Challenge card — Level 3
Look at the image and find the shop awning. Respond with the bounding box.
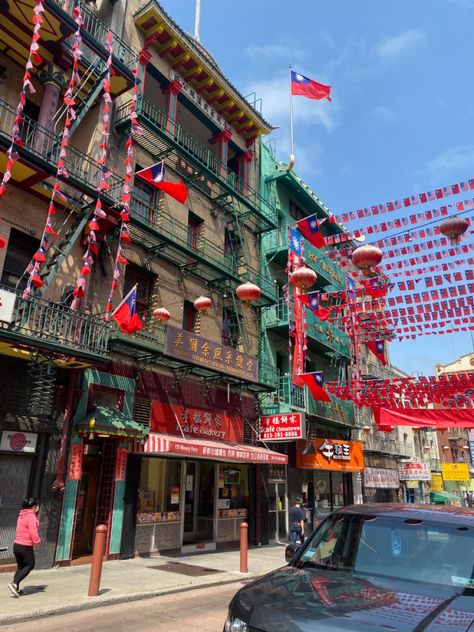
[133,432,288,464]
[75,406,149,440]
[429,491,463,505]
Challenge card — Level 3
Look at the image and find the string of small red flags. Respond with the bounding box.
[71,31,113,310]
[105,52,144,319]
[0,0,45,249]
[23,1,84,295]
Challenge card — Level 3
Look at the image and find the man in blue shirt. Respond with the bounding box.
[289,497,305,546]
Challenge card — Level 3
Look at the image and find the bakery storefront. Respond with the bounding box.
[128,402,287,555]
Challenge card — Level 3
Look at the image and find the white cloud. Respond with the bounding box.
[244,43,307,62]
[368,105,397,121]
[423,144,474,179]
[376,29,427,62]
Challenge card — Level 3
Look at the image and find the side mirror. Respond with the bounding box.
[285,544,298,563]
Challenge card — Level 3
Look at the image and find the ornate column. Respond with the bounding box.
[237,150,253,194]
[212,128,232,177]
[161,79,183,135]
[34,64,66,153]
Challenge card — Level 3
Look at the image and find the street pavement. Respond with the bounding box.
[0,544,287,626]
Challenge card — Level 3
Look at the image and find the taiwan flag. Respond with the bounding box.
[366,339,387,365]
[291,71,332,101]
[299,292,330,321]
[136,161,188,204]
[296,214,326,248]
[299,372,331,402]
[112,285,143,334]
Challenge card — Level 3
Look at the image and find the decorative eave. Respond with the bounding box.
[134,0,274,144]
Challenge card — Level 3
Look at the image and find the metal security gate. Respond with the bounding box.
[0,455,33,560]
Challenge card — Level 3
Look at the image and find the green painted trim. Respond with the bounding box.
[55,433,81,562]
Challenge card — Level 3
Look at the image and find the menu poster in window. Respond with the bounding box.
[224,468,240,485]
[170,486,180,505]
[139,490,155,511]
[68,444,84,481]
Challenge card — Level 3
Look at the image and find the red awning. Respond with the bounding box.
[374,407,474,431]
[133,433,288,464]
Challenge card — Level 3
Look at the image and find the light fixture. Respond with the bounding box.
[462,445,469,450]
[442,445,450,450]
[222,290,227,299]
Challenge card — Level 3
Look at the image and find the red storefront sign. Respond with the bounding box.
[151,402,243,443]
[68,444,83,481]
[259,413,305,441]
[115,447,128,482]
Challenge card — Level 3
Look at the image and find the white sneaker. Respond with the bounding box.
[8,582,19,597]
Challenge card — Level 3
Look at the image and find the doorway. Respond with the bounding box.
[72,455,101,557]
[183,461,215,543]
[0,455,34,562]
[268,481,287,543]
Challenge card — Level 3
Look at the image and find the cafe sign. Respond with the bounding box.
[296,439,364,472]
[259,413,305,441]
[0,430,37,453]
[165,326,258,383]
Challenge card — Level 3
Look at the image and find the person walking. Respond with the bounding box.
[8,497,41,597]
[289,497,305,546]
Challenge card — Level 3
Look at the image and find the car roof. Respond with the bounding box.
[335,503,474,525]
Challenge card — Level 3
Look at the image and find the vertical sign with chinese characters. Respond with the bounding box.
[115,447,128,482]
[259,413,305,441]
[68,444,84,481]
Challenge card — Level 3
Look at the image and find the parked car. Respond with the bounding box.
[224,504,474,631]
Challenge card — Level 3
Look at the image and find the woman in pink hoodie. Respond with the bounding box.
[8,497,41,597]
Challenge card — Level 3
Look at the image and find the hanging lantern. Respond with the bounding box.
[152,307,170,322]
[236,282,261,303]
[352,245,383,276]
[289,266,317,290]
[439,216,469,244]
[194,296,212,312]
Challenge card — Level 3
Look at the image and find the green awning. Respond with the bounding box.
[429,491,463,505]
[75,406,149,440]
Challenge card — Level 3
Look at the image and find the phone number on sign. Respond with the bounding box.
[261,431,301,439]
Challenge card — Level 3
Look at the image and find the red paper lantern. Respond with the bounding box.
[289,266,317,290]
[439,216,469,244]
[153,307,170,322]
[0,235,7,249]
[352,245,383,276]
[194,296,212,312]
[236,282,261,303]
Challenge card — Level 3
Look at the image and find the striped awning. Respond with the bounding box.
[133,432,287,464]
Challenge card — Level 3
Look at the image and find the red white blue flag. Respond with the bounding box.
[299,292,330,321]
[299,372,331,402]
[366,339,387,366]
[136,161,188,204]
[112,285,143,334]
[291,71,332,101]
[296,214,326,248]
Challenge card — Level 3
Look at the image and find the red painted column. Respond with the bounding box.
[161,79,183,135]
[138,49,152,105]
[212,129,232,177]
[237,150,253,194]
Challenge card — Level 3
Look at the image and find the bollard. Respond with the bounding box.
[87,524,107,597]
[240,521,248,573]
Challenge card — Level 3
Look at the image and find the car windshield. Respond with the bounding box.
[299,513,474,588]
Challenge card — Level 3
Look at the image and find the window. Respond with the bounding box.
[132,167,158,224]
[0,229,40,291]
[123,266,154,322]
[289,200,305,222]
[187,212,202,252]
[138,458,182,523]
[222,306,239,348]
[183,300,196,332]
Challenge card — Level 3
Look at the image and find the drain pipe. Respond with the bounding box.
[52,369,78,491]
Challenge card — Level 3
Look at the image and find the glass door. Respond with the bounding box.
[183,461,215,543]
[268,482,287,543]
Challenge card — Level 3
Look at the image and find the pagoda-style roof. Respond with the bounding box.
[134,0,274,145]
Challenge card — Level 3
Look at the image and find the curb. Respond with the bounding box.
[0,574,254,626]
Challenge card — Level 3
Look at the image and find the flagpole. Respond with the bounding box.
[288,63,295,172]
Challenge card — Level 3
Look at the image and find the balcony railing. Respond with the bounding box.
[48,0,137,71]
[129,203,277,302]
[115,97,277,229]
[262,228,346,289]
[361,434,413,457]
[0,98,122,203]
[308,397,355,426]
[0,287,109,359]
[262,299,350,358]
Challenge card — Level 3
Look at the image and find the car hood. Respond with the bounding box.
[230,565,474,632]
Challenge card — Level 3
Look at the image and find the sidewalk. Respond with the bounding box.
[0,545,287,625]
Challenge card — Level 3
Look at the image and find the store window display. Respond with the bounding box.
[217,465,249,519]
[137,459,182,524]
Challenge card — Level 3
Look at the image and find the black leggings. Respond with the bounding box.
[13,543,35,587]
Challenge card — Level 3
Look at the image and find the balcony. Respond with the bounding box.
[129,204,277,306]
[307,397,355,426]
[262,299,350,358]
[361,434,413,458]
[361,360,394,381]
[0,99,122,205]
[262,228,345,289]
[260,375,306,415]
[115,97,277,232]
[0,287,109,361]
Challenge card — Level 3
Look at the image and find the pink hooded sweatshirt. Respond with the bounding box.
[14,509,41,547]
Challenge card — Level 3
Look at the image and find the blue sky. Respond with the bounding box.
[159,0,474,375]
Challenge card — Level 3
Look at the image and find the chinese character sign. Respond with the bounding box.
[296,439,364,472]
[398,463,431,481]
[259,413,305,441]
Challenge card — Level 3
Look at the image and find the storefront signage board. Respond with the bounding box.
[430,473,444,492]
[364,467,400,489]
[296,439,364,472]
[442,462,470,481]
[0,288,16,324]
[0,430,37,453]
[68,444,84,481]
[165,326,259,383]
[259,413,305,441]
[399,462,431,481]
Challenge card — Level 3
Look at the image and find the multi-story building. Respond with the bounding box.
[258,142,359,540]
[0,1,288,568]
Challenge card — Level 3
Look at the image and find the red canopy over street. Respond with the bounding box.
[373,407,474,431]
